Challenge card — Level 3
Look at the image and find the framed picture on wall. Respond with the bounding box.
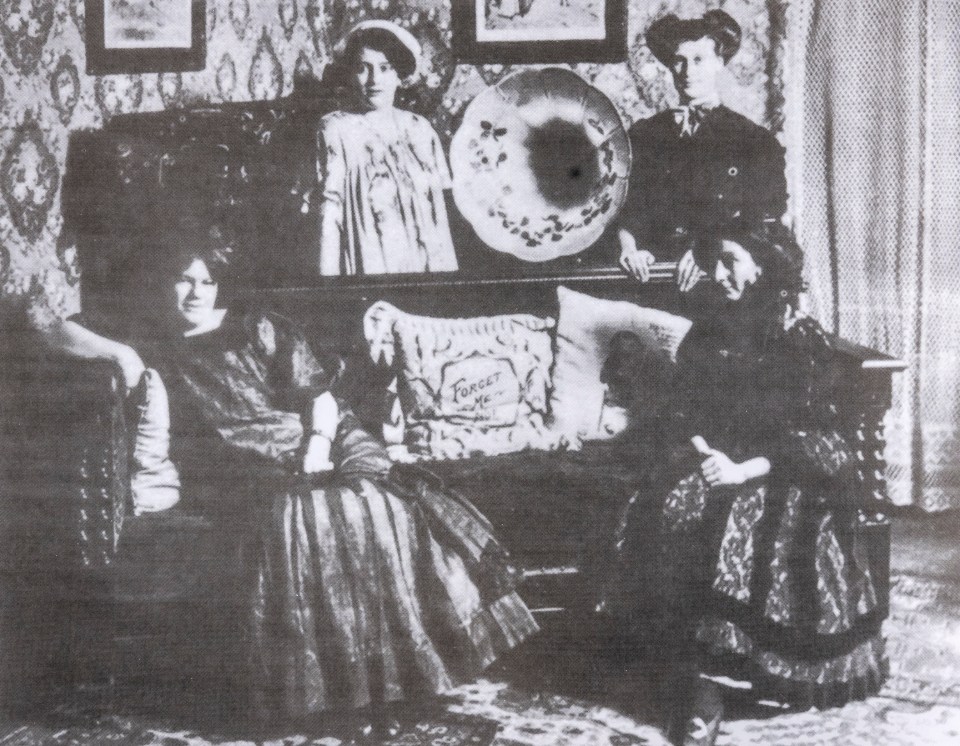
[85,0,206,74]
[452,0,627,64]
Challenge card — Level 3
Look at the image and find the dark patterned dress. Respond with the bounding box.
[145,310,538,721]
[600,297,887,708]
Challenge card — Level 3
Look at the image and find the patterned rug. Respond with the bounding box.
[881,573,960,706]
[450,681,960,746]
[2,570,958,745]
[0,711,499,746]
[718,698,960,745]
[451,680,668,745]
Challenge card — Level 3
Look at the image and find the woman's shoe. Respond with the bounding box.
[682,711,723,746]
[348,719,378,744]
[680,678,724,746]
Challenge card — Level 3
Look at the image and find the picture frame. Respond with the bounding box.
[85,0,206,75]
[452,0,627,64]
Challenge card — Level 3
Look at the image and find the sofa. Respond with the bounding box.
[4,271,903,707]
[1,101,905,710]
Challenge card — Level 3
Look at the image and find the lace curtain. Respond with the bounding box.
[786,0,960,510]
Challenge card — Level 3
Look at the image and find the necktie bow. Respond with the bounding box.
[673,105,707,137]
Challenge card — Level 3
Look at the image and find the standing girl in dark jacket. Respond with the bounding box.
[617,11,788,292]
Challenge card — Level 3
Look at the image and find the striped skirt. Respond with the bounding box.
[249,419,538,721]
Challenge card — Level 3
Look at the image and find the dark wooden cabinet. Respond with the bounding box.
[64,99,334,300]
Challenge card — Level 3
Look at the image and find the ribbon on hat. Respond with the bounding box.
[337,20,423,79]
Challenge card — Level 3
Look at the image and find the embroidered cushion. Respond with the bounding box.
[550,286,692,441]
[363,301,562,460]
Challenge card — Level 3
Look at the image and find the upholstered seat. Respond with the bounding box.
[401,445,641,564]
[1,99,899,716]
[1,352,247,718]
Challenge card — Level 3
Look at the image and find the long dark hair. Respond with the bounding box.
[145,224,236,311]
[693,222,806,309]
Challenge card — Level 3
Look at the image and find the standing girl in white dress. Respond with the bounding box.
[318,22,459,276]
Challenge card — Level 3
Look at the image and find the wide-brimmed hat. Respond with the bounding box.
[646,10,742,66]
[335,20,422,80]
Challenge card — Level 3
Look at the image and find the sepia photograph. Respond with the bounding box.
[85,0,206,73]
[103,0,195,49]
[1,1,959,745]
[478,0,606,41]
[454,0,625,62]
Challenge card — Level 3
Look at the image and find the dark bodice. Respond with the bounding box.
[673,304,790,457]
[140,311,342,492]
[620,106,787,260]
[664,297,839,474]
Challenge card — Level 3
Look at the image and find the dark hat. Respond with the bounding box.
[646,10,742,67]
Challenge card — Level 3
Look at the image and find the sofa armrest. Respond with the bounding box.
[814,337,903,619]
[14,355,130,572]
[827,336,907,514]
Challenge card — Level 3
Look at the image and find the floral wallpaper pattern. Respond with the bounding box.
[0,0,787,322]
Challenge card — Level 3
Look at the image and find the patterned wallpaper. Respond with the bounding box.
[0,0,786,322]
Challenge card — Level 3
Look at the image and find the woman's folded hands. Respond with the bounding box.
[692,435,771,487]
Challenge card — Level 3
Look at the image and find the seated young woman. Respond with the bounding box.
[598,224,886,746]
[39,229,537,738]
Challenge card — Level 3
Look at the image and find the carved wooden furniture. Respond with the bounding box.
[10,273,905,598]
[3,349,247,718]
[63,98,333,296]
[260,274,905,619]
[3,101,906,712]
[5,278,904,716]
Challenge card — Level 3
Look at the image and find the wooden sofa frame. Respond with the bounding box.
[1,97,907,710]
[10,270,903,601]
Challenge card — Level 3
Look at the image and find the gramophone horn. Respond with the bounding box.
[450,67,631,262]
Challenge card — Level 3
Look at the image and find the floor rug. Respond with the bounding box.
[448,680,960,745]
[717,698,960,745]
[4,543,960,743]
[451,680,670,746]
[881,573,960,706]
[0,711,499,746]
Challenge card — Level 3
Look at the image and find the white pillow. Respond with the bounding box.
[363,301,563,460]
[550,286,692,440]
[130,368,180,515]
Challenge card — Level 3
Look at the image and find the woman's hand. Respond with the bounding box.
[677,249,701,293]
[303,434,335,474]
[114,345,147,391]
[618,229,656,283]
[40,319,146,392]
[312,392,339,434]
[692,436,770,487]
[699,448,746,487]
[303,392,339,474]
